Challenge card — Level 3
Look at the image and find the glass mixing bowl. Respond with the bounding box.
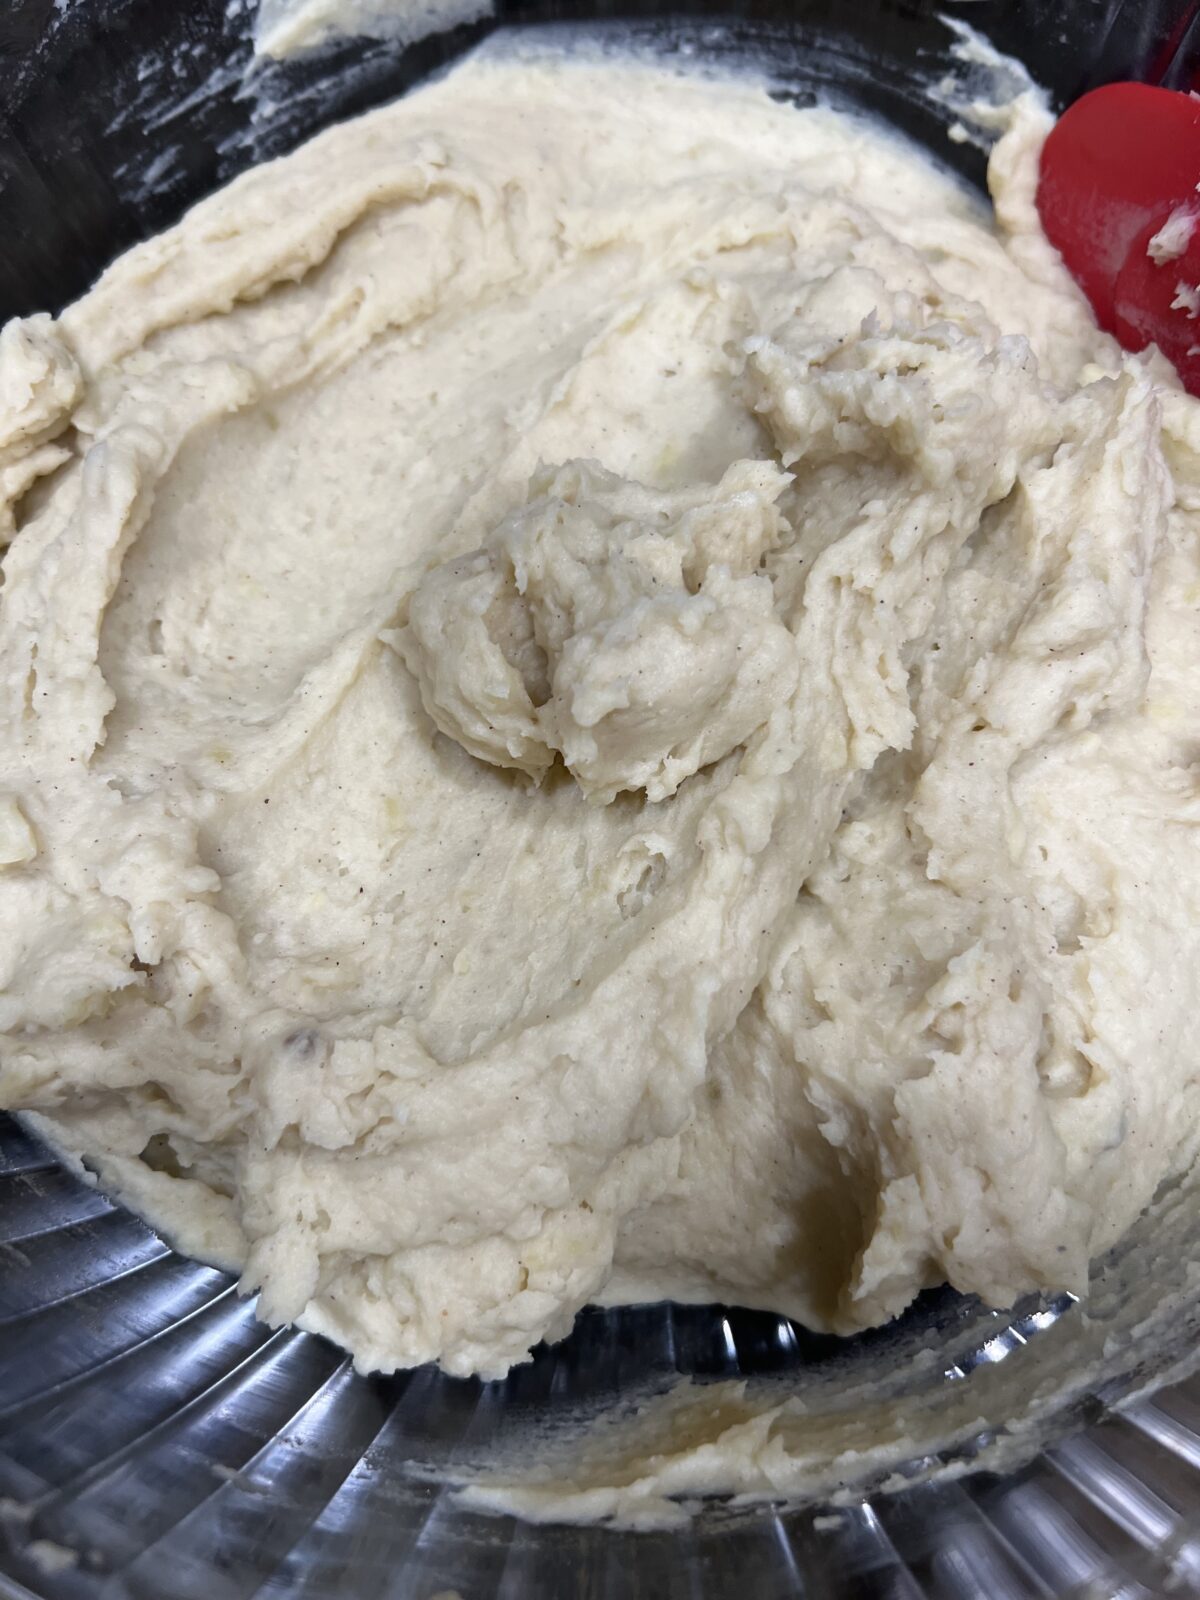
[3,2,1200,1596]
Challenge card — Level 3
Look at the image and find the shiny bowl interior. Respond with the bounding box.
[5,1109,1200,1599]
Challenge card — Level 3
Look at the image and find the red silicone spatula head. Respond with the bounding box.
[1037,82,1200,394]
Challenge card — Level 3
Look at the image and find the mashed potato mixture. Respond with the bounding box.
[3,46,1200,1381]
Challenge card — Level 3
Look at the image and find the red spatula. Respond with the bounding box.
[1037,82,1200,393]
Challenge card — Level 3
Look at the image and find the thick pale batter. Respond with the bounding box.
[2,45,1200,1382]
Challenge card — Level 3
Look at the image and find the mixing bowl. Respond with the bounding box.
[3,1,1200,1595]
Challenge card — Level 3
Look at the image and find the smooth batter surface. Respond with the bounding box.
[2,45,1199,1382]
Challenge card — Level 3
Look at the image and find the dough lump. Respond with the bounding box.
[2,48,1199,1380]
[401,457,797,800]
